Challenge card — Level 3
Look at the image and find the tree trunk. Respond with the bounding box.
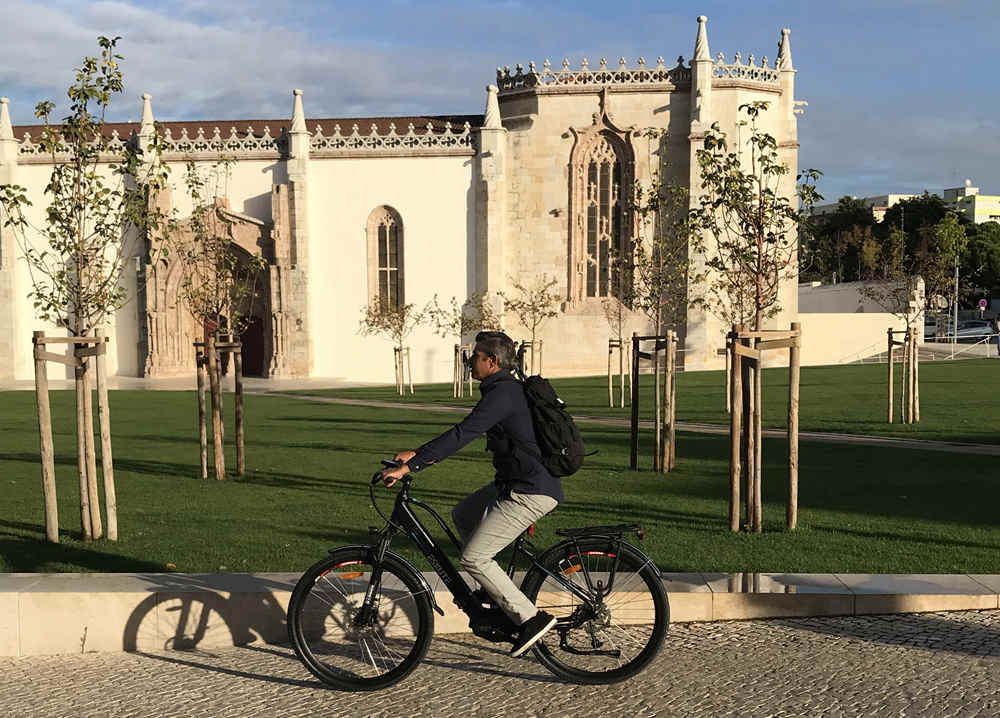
[196,348,208,479]
[74,363,93,540]
[207,334,226,480]
[235,347,245,475]
[729,326,742,532]
[95,330,117,541]
[787,322,800,531]
[32,332,59,543]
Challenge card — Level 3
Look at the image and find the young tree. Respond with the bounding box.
[159,159,268,479]
[359,300,425,394]
[690,101,821,330]
[0,36,170,541]
[628,127,702,468]
[499,275,559,374]
[689,100,820,531]
[427,291,502,344]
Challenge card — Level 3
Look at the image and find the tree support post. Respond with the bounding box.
[234,346,245,475]
[741,334,754,533]
[787,322,801,531]
[667,330,677,471]
[912,329,920,423]
[32,331,59,543]
[607,339,614,408]
[728,325,742,532]
[886,328,894,424]
[752,336,763,535]
[207,334,226,480]
[196,346,208,479]
[95,330,117,541]
[629,333,640,470]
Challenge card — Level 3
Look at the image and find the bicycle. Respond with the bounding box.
[286,461,669,691]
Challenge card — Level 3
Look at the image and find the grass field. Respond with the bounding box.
[1,377,998,575]
[290,358,1000,445]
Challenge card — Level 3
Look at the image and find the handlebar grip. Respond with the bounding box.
[371,472,384,486]
[381,459,403,468]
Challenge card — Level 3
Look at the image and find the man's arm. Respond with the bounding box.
[406,386,512,472]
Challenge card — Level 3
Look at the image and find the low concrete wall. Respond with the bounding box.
[2,572,998,657]
[798,312,906,366]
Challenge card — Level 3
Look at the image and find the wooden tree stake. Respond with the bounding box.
[196,348,208,479]
[235,347,245,475]
[787,322,800,530]
[629,333,640,470]
[886,328,894,424]
[95,330,118,541]
[32,331,59,543]
[207,334,226,480]
[729,325,742,532]
[667,331,677,471]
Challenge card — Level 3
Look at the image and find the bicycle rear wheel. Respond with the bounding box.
[287,547,433,691]
[520,537,668,684]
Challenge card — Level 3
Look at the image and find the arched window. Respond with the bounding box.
[366,206,404,309]
[568,96,635,306]
[584,136,625,299]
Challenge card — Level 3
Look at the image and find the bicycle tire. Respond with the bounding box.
[520,537,668,684]
[287,547,434,691]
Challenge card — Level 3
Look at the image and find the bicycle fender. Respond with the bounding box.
[328,544,445,616]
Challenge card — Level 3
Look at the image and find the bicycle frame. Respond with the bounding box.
[361,477,625,627]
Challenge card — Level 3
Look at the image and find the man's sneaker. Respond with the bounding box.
[509,611,557,657]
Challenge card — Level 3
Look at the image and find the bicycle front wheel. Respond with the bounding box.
[520,537,668,684]
[287,547,433,691]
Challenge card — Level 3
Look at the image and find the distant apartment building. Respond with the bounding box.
[812,179,1000,224]
[944,182,1000,224]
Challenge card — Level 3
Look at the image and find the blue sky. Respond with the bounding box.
[1,0,997,202]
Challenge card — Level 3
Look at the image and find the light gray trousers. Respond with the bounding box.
[452,482,558,625]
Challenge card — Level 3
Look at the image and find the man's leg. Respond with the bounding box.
[451,483,499,545]
[459,490,558,626]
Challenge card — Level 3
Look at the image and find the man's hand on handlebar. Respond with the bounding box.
[379,451,416,487]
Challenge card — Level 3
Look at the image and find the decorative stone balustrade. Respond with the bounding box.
[158,125,288,156]
[497,56,691,92]
[712,52,780,85]
[17,130,133,158]
[309,121,474,156]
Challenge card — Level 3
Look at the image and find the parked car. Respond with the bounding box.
[955,319,995,343]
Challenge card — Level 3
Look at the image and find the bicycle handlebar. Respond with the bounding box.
[371,458,404,485]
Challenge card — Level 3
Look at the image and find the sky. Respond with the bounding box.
[1,0,997,202]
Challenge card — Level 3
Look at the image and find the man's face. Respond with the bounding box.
[468,347,498,381]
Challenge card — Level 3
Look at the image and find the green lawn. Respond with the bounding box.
[1,385,998,575]
[290,358,1000,444]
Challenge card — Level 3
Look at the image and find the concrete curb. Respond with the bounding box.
[2,572,998,657]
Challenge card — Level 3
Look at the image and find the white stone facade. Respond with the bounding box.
[0,17,815,383]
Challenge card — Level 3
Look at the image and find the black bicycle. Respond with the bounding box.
[286,461,669,690]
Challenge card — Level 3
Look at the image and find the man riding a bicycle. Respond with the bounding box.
[380,330,561,657]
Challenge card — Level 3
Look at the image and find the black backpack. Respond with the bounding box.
[517,375,586,477]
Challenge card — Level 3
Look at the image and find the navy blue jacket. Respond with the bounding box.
[407,370,563,502]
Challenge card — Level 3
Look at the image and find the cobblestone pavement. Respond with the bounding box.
[4,611,1000,718]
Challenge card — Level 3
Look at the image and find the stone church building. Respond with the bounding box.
[0,17,826,384]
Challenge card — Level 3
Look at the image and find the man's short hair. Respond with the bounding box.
[475,331,516,371]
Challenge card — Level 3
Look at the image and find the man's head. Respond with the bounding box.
[469,331,515,380]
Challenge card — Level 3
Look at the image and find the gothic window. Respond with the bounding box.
[569,122,634,305]
[366,206,404,309]
[584,136,625,299]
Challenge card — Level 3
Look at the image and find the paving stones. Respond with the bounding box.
[2,611,1000,718]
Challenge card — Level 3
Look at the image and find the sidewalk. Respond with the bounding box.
[2,571,998,658]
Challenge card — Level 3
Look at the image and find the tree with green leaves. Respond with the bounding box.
[688,100,820,532]
[499,275,559,374]
[690,101,822,330]
[359,299,425,394]
[0,36,170,542]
